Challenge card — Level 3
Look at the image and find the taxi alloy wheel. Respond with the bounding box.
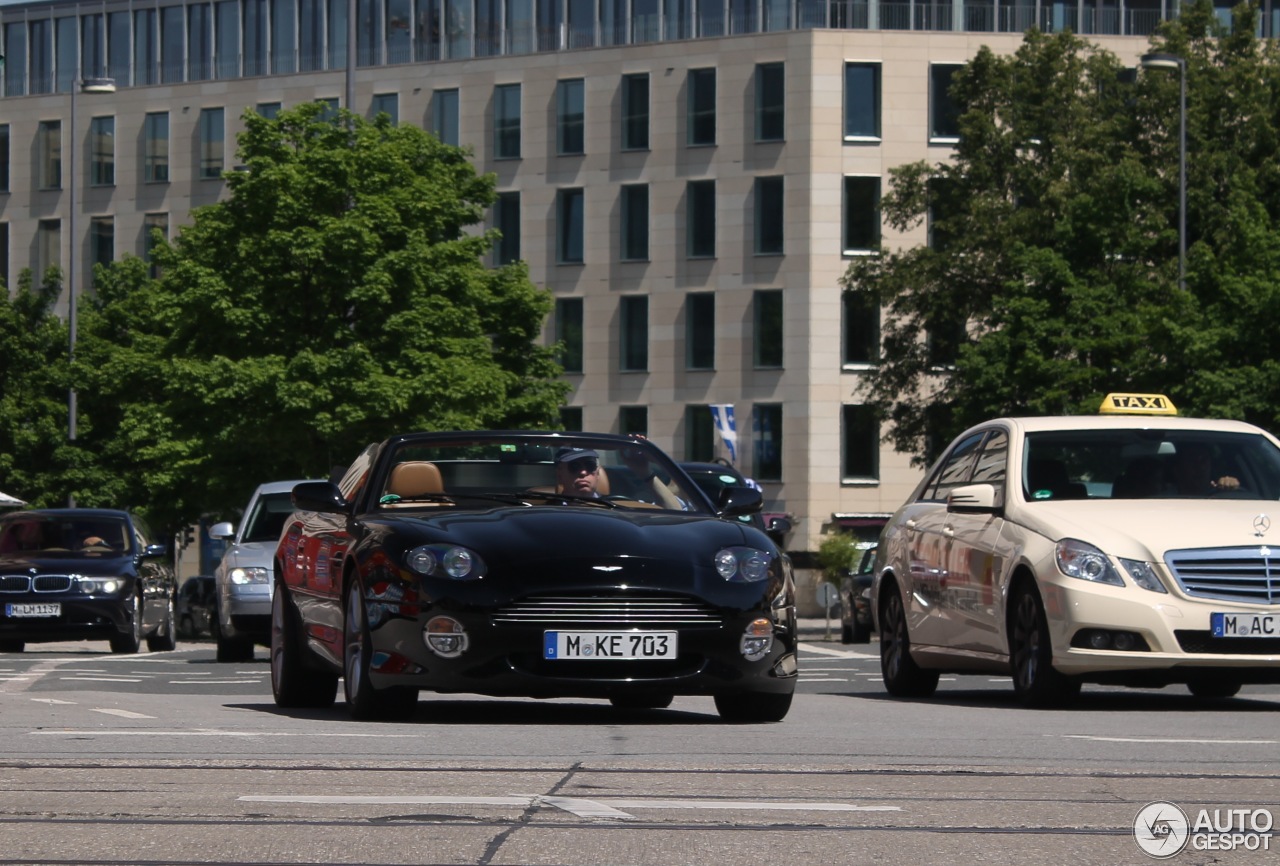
[879,586,939,698]
[343,581,417,721]
[1009,584,1080,708]
[270,581,337,709]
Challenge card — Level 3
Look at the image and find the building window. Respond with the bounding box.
[755,62,784,142]
[555,297,584,373]
[144,113,169,183]
[215,0,240,79]
[930,63,963,141]
[620,295,649,372]
[754,176,784,255]
[89,116,114,186]
[493,191,520,266]
[688,68,716,146]
[621,184,649,261]
[433,88,459,146]
[0,125,9,192]
[560,406,583,431]
[198,108,225,179]
[687,179,715,258]
[257,102,282,119]
[494,83,521,159]
[134,8,158,85]
[928,176,958,252]
[556,78,585,155]
[844,62,881,139]
[622,73,649,150]
[557,188,584,264]
[842,405,879,480]
[188,2,212,81]
[842,291,880,366]
[686,292,715,371]
[36,219,60,284]
[619,406,647,437]
[753,289,783,368]
[143,212,168,278]
[160,5,184,83]
[371,92,399,123]
[317,97,341,121]
[38,121,61,190]
[843,175,880,253]
[90,216,114,287]
[685,405,714,462]
[0,223,8,291]
[752,403,783,481]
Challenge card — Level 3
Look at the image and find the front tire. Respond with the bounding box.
[109,593,143,654]
[271,580,337,708]
[344,580,417,721]
[609,693,674,710]
[1009,583,1080,708]
[713,691,793,723]
[146,595,177,652]
[1187,678,1242,699]
[879,586,939,698]
[0,640,24,653]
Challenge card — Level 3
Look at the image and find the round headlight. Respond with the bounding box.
[740,551,770,581]
[714,550,738,579]
[406,547,437,576]
[442,547,474,579]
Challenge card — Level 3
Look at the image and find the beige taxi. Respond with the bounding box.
[871,394,1280,706]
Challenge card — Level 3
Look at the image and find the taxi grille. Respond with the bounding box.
[490,594,722,627]
[0,574,73,593]
[1165,547,1280,605]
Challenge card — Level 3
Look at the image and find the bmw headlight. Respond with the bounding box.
[1054,539,1124,586]
[74,575,125,595]
[714,547,773,582]
[1118,558,1168,593]
[405,544,486,580]
[229,566,269,585]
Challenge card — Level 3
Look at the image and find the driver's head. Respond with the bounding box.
[555,448,600,495]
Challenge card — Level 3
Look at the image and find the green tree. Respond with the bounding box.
[843,2,1280,467]
[75,104,567,531]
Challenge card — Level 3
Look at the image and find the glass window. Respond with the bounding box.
[494,83,521,159]
[38,121,61,190]
[686,292,715,370]
[843,175,880,253]
[82,13,106,80]
[433,88,460,146]
[387,0,412,63]
[844,62,881,139]
[493,191,520,266]
[620,295,649,372]
[134,9,158,86]
[752,404,783,481]
[755,62,784,142]
[215,1,241,78]
[90,216,114,287]
[257,102,282,119]
[143,212,168,277]
[620,184,649,261]
[930,63,963,141]
[37,219,60,284]
[89,117,114,186]
[272,0,297,74]
[107,12,131,86]
[685,405,715,461]
[199,108,225,180]
[0,223,8,292]
[144,113,170,183]
[557,78,585,155]
[0,125,9,192]
[30,19,52,95]
[687,179,715,258]
[754,176,783,255]
[161,5,184,84]
[557,188,584,264]
[619,406,648,437]
[928,175,958,252]
[842,291,880,366]
[621,73,650,150]
[188,3,212,81]
[922,432,985,501]
[5,23,28,97]
[560,406,583,431]
[555,297,583,373]
[244,0,268,77]
[371,92,399,123]
[328,0,348,69]
[55,17,75,93]
[688,68,716,146]
[842,405,879,480]
[298,0,323,71]
[753,289,783,368]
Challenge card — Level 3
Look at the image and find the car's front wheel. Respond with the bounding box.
[713,691,793,723]
[609,693,674,710]
[0,640,24,653]
[271,581,337,708]
[146,594,177,652]
[344,580,417,721]
[109,593,143,654]
[1009,583,1080,708]
[1186,677,1242,699]
[879,585,939,698]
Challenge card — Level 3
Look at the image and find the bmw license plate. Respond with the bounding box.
[1211,612,1279,637]
[544,630,677,660]
[4,603,60,618]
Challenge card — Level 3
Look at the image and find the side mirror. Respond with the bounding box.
[208,521,235,540]
[141,543,168,559]
[717,485,764,518]
[947,483,1000,514]
[292,481,349,514]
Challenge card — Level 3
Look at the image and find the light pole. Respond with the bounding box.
[1140,52,1187,293]
[67,75,116,506]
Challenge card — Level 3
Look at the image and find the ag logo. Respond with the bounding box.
[1133,801,1190,858]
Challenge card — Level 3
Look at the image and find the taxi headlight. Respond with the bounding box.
[714,547,773,582]
[1054,539,1124,586]
[229,566,269,585]
[405,544,486,580]
[1118,559,1168,593]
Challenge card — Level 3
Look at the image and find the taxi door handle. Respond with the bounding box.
[906,519,918,530]
[942,526,955,538]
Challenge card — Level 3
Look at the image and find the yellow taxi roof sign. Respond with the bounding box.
[1098,393,1178,416]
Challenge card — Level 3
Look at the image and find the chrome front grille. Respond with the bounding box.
[0,575,30,593]
[0,574,73,593]
[1166,547,1280,605]
[490,594,722,627]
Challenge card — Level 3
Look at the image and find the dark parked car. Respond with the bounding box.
[839,545,877,644]
[0,508,177,653]
[176,575,217,639]
[272,431,798,722]
[679,460,793,547]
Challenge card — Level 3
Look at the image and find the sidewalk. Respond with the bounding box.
[797,616,852,644]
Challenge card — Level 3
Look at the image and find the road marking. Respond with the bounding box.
[1063,735,1279,745]
[61,676,144,683]
[31,730,427,737]
[799,643,878,660]
[169,679,262,684]
[91,708,156,719]
[0,659,77,694]
[30,697,76,705]
[0,676,33,681]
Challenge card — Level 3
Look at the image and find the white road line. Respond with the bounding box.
[168,679,261,684]
[0,676,33,681]
[799,643,878,660]
[605,799,901,812]
[31,730,425,737]
[91,708,156,719]
[1063,735,1279,745]
[0,659,77,694]
[61,676,144,683]
[30,697,76,705]
[538,796,636,819]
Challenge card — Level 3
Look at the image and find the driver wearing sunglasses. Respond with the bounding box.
[554,448,603,496]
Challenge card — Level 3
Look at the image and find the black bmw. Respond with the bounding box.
[272,431,798,722]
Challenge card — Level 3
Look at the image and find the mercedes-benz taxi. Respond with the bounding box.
[872,394,1280,706]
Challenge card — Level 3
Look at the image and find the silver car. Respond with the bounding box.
[209,480,307,662]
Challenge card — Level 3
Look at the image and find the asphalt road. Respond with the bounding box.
[0,634,1277,865]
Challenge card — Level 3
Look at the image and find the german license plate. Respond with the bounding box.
[1211,612,1279,637]
[544,630,678,660]
[4,603,60,619]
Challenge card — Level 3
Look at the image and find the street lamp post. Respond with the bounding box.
[66,75,116,507]
[1140,52,1187,294]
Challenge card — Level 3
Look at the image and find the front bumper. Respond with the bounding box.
[0,595,133,642]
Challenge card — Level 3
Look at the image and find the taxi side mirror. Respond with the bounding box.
[947,483,1000,515]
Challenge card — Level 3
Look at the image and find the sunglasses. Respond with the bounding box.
[566,457,599,474]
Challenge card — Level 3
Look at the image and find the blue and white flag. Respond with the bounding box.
[709,404,737,463]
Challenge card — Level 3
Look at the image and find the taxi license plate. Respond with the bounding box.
[544,631,677,660]
[4,603,61,619]
[1211,612,1279,637]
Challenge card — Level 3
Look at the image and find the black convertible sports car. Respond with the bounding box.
[272,431,798,722]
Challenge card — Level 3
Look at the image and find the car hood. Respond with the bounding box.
[220,540,275,569]
[1010,499,1280,560]
[0,552,136,574]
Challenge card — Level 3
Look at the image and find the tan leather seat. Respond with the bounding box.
[385,461,446,502]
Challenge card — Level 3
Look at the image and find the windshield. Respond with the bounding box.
[1024,430,1280,501]
[377,436,710,514]
[242,492,296,543]
[0,515,132,555]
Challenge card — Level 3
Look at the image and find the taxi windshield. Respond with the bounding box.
[1024,430,1280,501]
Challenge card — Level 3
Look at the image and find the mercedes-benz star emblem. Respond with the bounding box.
[1253,514,1271,538]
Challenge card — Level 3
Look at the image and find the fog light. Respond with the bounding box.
[740,618,773,662]
[423,616,468,658]
[1088,630,1110,649]
[1112,631,1135,651]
